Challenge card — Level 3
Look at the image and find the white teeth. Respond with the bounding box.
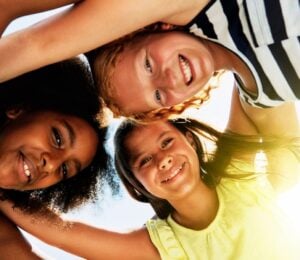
[23,161,31,177]
[162,165,183,183]
[179,55,192,85]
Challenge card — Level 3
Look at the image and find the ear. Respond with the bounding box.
[185,131,196,150]
[5,108,24,119]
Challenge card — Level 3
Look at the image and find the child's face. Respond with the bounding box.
[111,32,215,114]
[0,110,98,190]
[125,121,201,201]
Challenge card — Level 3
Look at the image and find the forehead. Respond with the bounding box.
[129,31,189,48]
[111,54,154,114]
[111,36,167,114]
[125,121,179,149]
[129,31,184,46]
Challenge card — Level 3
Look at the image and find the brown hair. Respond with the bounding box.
[114,118,299,218]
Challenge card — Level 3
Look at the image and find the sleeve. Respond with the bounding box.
[146,219,187,260]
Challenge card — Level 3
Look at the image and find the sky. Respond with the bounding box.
[4,6,300,259]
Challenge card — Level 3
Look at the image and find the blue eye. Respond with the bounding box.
[145,56,152,73]
[52,128,63,147]
[155,90,162,103]
[61,163,68,180]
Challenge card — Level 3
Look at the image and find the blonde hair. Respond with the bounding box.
[87,27,223,121]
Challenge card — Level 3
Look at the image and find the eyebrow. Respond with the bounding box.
[62,120,75,147]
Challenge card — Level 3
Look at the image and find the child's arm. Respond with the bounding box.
[0,201,160,260]
[0,212,42,260]
[227,87,300,191]
[0,0,208,82]
[0,0,78,36]
[239,100,300,137]
[226,87,299,137]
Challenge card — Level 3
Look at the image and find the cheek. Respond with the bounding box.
[165,93,186,106]
[137,168,158,190]
[28,176,60,190]
[133,169,148,187]
[78,147,96,169]
[5,129,46,150]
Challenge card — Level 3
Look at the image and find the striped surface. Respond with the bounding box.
[186,0,300,107]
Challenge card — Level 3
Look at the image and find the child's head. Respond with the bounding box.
[0,58,115,214]
[113,118,292,218]
[0,109,99,191]
[87,30,217,120]
[113,118,218,218]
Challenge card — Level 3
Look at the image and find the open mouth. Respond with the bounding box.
[22,155,32,183]
[179,55,193,86]
[161,162,185,183]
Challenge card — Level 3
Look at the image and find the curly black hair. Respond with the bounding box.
[0,57,119,214]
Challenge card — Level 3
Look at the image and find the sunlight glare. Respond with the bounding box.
[277,182,300,227]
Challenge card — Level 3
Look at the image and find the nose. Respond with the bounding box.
[158,155,173,171]
[40,152,61,174]
[155,68,182,91]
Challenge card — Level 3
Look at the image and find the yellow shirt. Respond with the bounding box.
[146,160,300,260]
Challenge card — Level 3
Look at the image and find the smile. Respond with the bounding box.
[179,55,193,86]
[161,162,185,183]
[21,155,32,183]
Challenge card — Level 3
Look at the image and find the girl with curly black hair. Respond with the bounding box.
[0,57,115,214]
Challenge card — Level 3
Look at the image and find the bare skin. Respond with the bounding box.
[0,110,98,190]
[111,32,258,115]
[0,2,298,257]
[0,213,41,259]
[0,0,209,82]
[0,88,298,259]
[0,0,79,35]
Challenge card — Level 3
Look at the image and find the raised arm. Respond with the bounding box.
[0,0,79,36]
[0,0,208,82]
[0,201,159,260]
[0,212,42,260]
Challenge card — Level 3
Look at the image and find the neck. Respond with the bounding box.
[171,183,219,230]
[205,40,257,93]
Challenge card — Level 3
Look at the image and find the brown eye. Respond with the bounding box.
[161,138,173,149]
[52,127,63,147]
[140,155,153,167]
[144,56,152,73]
[60,163,69,180]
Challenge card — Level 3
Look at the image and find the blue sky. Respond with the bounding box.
[4,7,153,259]
[4,5,299,259]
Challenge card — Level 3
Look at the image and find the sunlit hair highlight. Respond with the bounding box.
[113,118,299,219]
[86,25,222,121]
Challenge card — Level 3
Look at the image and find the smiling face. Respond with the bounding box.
[0,110,98,191]
[111,31,215,114]
[124,121,201,201]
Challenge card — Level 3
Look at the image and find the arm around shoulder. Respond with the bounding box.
[0,0,79,36]
[0,200,160,259]
[240,100,300,136]
[227,86,300,136]
[0,0,208,82]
